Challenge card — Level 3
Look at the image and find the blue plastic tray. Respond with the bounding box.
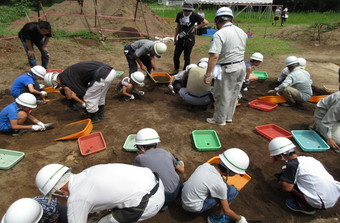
[291,130,330,152]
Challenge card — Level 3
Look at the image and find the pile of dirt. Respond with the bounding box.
[6,0,175,38]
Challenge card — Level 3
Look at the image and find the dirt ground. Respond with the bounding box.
[1,2,340,222]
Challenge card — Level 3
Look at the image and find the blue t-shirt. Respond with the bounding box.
[0,102,19,132]
[10,73,36,98]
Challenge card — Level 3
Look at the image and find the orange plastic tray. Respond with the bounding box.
[258,96,287,104]
[151,72,171,84]
[206,156,251,191]
[256,124,292,140]
[44,86,60,93]
[308,95,328,103]
[55,119,93,141]
[78,132,106,156]
[248,99,278,111]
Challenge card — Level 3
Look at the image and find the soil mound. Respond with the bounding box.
[7,0,174,38]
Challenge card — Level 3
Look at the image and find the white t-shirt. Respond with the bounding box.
[181,163,227,212]
[67,163,165,223]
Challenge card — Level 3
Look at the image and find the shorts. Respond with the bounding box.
[274,16,279,21]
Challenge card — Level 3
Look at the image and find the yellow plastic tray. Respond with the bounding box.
[55,119,93,141]
[206,156,251,191]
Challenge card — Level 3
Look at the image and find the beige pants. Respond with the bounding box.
[282,86,304,103]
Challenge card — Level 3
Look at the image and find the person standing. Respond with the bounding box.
[44,61,118,123]
[172,1,208,74]
[132,128,185,210]
[197,7,206,35]
[18,21,52,68]
[203,7,247,125]
[281,8,288,26]
[272,7,281,25]
[124,39,167,75]
[35,163,165,223]
[268,137,340,215]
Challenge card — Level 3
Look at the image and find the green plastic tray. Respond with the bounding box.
[0,149,25,170]
[123,134,138,152]
[253,71,268,80]
[192,130,221,151]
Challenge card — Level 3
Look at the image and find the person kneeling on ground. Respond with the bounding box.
[0,93,47,135]
[181,148,249,223]
[268,56,312,107]
[132,128,185,210]
[242,52,264,91]
[168,64,198,94]
[277,57,307,83]
[35,163,165,223]
[2,197,67,223]
[268,137,340,215]
[116,71,145,101]
[312,92,340,152]
[10,65,48,104]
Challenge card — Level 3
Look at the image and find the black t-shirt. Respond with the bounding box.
[59,61,113,97]
[18,22,52,43]
[175,12,204,40]
[279,158,299,184]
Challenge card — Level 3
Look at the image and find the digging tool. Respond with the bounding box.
[12,123,55,137]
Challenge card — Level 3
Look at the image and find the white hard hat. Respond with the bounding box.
[298,57,307,68]
[131,71,145,85]
[285,56,299,67]
[16,93,37,108]
[199,58,209,63]
[215,7,233,18]
[35,164,70,195]
[219,148,249,174]
[268,137,295,156]
[135,128,160,146]
[31,65,46,79]
[154,42,167,58]
[185,64,198,72]
[250,52,264,62]
[44,72,60,88]
[2,198,43,223]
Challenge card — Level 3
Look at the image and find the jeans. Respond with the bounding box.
[162,180,183,209]
[20,39,49,68]
[173,38,195,71]
[199,184,239,213]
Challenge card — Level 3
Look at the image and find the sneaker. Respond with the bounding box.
[206,118,226,126]
[207,214,227,223]
[280,102,295,107]
[243,87,248,91]
[285,199,316,215]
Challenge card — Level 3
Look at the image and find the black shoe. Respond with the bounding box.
[68,99,79,111]
[89,112,100,124]
[280,102,295,107]
[97,105,105,120]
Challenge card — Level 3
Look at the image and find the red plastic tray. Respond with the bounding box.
[255,124,293,140]
[78,132,106,156]
[248,99,278,111]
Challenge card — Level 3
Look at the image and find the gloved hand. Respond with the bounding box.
[178,160,185,167]
[32,125,45,131]
[130,95,135,100]
[267,89,277,94]
[81,103,86,108]
[236,216,248,223]
[37,121,46,130]
[138,91,145,96]
[41,91,47,97]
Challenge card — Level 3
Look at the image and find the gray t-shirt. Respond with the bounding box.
[132,148,180,193]
[181,163,227,212]
[130,39,154,57]
[209,23,247,64]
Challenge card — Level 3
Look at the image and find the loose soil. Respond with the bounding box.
[0,1,340,222]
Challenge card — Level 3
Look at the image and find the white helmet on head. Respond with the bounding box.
[31,65,46,79]
[215,7,233,18]
[135,128,160,146]
[298,57,307,69]
[154,42,167,58]
[250,52,264,62]
[131,71,145,85]
[219,148,249,174]
[2,198,43,223]
[185,64,197,72]
[268,137,295,156]
[16,93,37,108]
[44,72,60,88]
[35,164,70,196]
[285,56,299,67]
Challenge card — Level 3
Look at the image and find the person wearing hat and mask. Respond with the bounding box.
[268,56,312,107]
[124,39,167,75]
[268,137,340,215]
[203,7,248,125]
[171,1,208,74]
[181,148,249,223]
[10,65,48,104]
